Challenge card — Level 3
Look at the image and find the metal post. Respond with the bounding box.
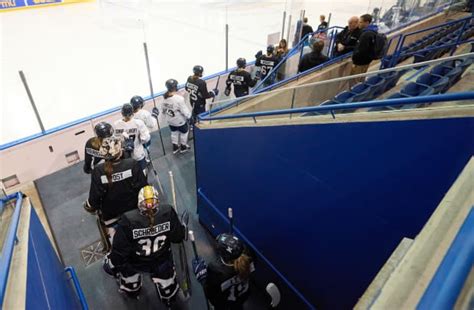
[286,15,292,46]
[281,11,287,40]
[19,71,45,133]
[289,88,296,119]
[327,13,332,28]
[225,24,229,71]
[143,42,166,156]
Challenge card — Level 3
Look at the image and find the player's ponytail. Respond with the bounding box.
[104,160,114,185]
[233,253,252,280]
[147,209,155,227]
[91,137,102,149]
[164,91,172,99]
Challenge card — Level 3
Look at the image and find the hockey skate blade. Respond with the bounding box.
[266,283,281,308]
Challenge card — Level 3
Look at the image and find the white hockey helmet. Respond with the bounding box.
[98,136,122,160]
[138,185,159,216]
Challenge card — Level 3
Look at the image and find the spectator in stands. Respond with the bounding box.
[276,39,289,58]
[301,17,314,39]
[335,16,362,57]
[351,14,378,78]
[298,40,328,73]
[317,15,328,32]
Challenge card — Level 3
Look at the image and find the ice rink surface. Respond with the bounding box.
[1,0,375,144]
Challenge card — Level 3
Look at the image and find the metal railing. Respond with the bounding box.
[383,15,474,68]
[65,266,89,310]
[417,207,474,309]
[0,192,23,306]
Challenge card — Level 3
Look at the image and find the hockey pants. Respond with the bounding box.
[169,123,189,146]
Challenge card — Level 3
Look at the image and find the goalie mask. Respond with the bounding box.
[99,136,122,160]
[138,185,159,216]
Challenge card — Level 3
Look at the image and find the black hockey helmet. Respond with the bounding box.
[121,103,134,118]
[216,233,244,262]
[267,44,275,54]
[94,122,114,139]
[236,58,246,68]
[193,65,204,77]
[130,95,144,110]
[165,79,178,92]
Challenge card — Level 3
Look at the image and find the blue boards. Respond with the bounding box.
[194,116,474,309]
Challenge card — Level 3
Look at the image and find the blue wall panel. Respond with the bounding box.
[194,117,474,309]
[26,208,81,310]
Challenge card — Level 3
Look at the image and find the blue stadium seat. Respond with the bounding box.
[350,83,373,102]
[445,66,464,87]
[365,76,386,98]
[380,71,401,90]
[369,92,405,111]
[400,82,435,97]
[333,91,355,103]
[416,73,450,94]
[431,63,453,76]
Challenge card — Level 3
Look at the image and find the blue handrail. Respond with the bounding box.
[197,188,315,310]
[65,266,89,310]
[199,92,474,121]
[0,192,23,306]
[417,207,474,310]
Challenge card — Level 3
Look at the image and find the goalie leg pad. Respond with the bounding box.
[151,258,179,303]
[118,272,142,299]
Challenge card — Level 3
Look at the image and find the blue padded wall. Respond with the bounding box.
[194,117,474,309]
[26,208,81,310]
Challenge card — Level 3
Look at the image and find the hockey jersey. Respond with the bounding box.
[204,258,255,308]
[134,109,157,132]
[256,54,280,80]
[83,137,106,174]
[226,69,257,97]
[88,158,147,221]
[185,76,213,115]
[109,205,185,267]
[160,94,191,127]
[114,118,150,161]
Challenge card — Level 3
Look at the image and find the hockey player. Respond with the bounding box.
[224,58,259,98]
[130,95,159,133]
[185,65,219,122]
[255,45,281,85]
[114,103,150,170]
[84,136,148,243]
[192,233,254,310]
[83,122,114,174]
[103,185,186,306]
[161,79,192,154]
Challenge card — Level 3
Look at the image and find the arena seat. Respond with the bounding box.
[416,73,450,94]
[334,91,355,103]
[400,83,435,97]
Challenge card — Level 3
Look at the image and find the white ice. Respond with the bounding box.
[1,0,376,145]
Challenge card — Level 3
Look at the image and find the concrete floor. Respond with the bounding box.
[35,129,268,309]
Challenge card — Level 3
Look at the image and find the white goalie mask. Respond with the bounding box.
[99,136,122,160]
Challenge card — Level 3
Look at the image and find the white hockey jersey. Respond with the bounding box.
[161,94,191,127]
[113,118,150,161]
[134,109,157,132]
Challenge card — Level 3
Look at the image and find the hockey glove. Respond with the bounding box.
[255,50,263,59]
[83,164,92,174]
[152,107,159,119]
[180,210,189,241]
[224,86,231,97]
[83,200,97,215]
[210,88,219,97]
[192,257,208,283]
[255,69,262,80]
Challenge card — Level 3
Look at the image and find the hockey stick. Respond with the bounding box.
[96,211,111,253]
[144,146,164,194]
[228,207,234,234]
[189,230,211,310]
[169,171,192,299]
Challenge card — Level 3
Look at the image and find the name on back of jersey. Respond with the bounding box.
[86,147,104,158]
[260,59,275,66]
[115,128,138,135]
[100,169,132,184]
[230,74,244,85]
[132,221,171,239]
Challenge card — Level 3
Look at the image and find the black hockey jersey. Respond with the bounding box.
[109,206,185,267]
[226,70,257,98]
[83,137,106,174]
[185,76,213,115]
[204,259,255,309]
[88,158,147,221]
[256,54,280,80]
